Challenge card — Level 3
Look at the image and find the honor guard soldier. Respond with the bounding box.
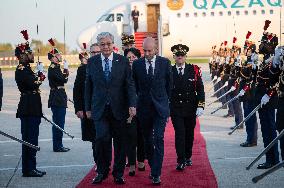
[15,30,46,177]
[73,43,96,161]
[170,44,205,171]
[47,38,70,152]
[254,22,279,169]
[270,46,284,161]
[238,33,259,147]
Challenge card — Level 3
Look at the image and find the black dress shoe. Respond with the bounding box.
[240,141,257,147]
[53,147,70,152]
[22,170,43,177]
[114,177,125,184]
[152,176,161,185]
[257,163,274,169]
[129,170,135,176]
[185,159,192,166]
[176,162,186,171]
[92,174,104,184]
[35,169,46,175]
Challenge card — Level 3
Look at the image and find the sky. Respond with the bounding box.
[0,0,129,50]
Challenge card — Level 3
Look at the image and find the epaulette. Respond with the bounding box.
[50,64,55,68]
[17,64,25,71]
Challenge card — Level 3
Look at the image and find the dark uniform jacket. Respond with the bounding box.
[170,63,205,117]
[48,62,68,108]
[15,63,43,118]
[0,68,3,111]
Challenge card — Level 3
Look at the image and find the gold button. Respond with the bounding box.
[180,101,183,103]
[179,94,182,96]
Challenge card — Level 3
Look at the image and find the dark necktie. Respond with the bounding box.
[104,58,110,81]
[148,60,153,77]
[178,67,183,76]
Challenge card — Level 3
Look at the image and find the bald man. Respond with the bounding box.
[132,37,172,185]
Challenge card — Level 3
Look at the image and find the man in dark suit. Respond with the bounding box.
[170,44,205,171]
[85,32,136,185]
[132,37,172,185]
[131,6,139,32]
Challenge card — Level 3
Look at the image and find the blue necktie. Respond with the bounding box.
[148,60,153,77]
[104,58,110,81]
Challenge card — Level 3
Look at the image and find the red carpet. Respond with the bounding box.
[76,119,218,188]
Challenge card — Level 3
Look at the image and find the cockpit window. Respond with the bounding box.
[117,13,123,22]
[97,14,114,22]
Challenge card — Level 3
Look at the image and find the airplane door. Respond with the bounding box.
[147,4,160,33]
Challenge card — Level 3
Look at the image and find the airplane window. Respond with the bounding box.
[253,10,257,15]
[185,13,189,17]
[270,10,274,14]
[194,12,198,17]
[202,12,206,17]
[227,11,231,16]
[211,12,214,16]
[261,10,265,14]
[116,13,123,22]
[97,14,108,22]
[236,11,240,16]
[177,13,181,17]
[106,14,114,22]
[244,10,248,15]
[219,11,223,16]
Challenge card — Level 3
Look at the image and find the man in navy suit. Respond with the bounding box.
[85,32,136,185]
[132,37,172,185]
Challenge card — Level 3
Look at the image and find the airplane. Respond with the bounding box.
[77,0,283,57]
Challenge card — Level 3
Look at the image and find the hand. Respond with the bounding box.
[37,62,44,72]
[261,94,270,108]
[196,107,204,117]
[86,111,92,119]
[76,111,84,119]
[239,89,245,96]
[63,59,69,69]
[129,107,136,117]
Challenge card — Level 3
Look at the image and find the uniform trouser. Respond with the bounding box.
[243,101,258,143]
[172,113,196,164]
[125,119,137,166]
[51,107,66,150]
[20,117,41,174]
[138,111,167,178]
[259,106,280,164]
[94,105,126,178]
[136,119,145,163]
[231,98,243,125]
[276,97,284,160]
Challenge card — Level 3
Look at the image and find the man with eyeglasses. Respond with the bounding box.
[132,37,172,185]
[85,32,136,185]
[90,43,101,57]
[170,44,205,171]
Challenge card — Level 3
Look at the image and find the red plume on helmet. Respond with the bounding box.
[233,37,237,44]
[264,20,271,31]
[20,30,29,41]
[224,41,228,46]
[83,43,87,50]
[48,38,55,47]
[268,34,274,41]
[246,31,252,39]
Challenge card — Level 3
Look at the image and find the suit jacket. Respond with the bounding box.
[73,63,87,114]
[85,52,136,121]
[132,56,172,118]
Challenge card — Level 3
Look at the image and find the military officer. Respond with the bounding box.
[121,34,135,52]
[170,44,205,171]
[15,30,46,177]
[47,38,70,152]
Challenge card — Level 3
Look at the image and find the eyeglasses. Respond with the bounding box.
[99,42,113,47]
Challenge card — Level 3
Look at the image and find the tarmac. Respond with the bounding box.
[0,63,283,188]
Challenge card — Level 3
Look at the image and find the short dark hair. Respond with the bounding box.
[124,47,141,58]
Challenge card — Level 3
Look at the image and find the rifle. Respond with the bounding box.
[0,130,40,151]
[42,115,74,139]
[207,77,221,92]
[228,104,261,135]
[252,161,284,183]
[207,86,236,106]
[210,81,228,97]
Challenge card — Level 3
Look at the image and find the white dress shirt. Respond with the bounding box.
[101,52,113,72]
[176,63,186,75]
[145,55,156,74]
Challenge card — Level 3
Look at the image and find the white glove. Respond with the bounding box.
[63,59,69,69]
[239,89,245,96]
[224,81,228,86]
[36,62,44,72]
[216,77,221,82]
[196,107,204,117]
[273,47,283,68]
[229,86,236,92]
[213,76,217,80]
[261,94,270,108]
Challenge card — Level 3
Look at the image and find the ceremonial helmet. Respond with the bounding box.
[79,43,89,60]
[171,44,189,56]
[15,30,33,59]
[47,38,62,60]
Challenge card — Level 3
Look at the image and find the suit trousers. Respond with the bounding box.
[138,109,167,178]
[20,117,41,173]
[172,114,196,164]
[94,105,126,178]
[126,118,137,166]
[51,107,66,150]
